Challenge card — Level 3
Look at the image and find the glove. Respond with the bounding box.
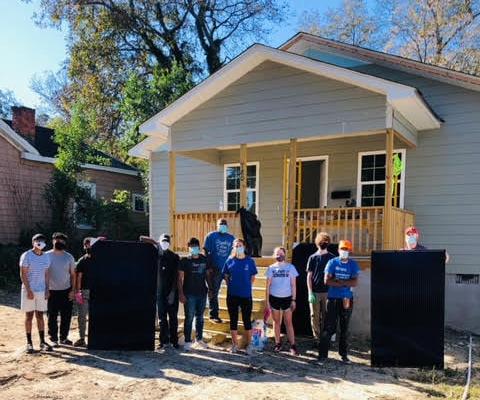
[308,293,317,304]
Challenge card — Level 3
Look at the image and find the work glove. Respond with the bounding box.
[308,293,317,304]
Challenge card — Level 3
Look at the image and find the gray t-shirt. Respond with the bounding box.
[46,250,75,290]
[267,262,299,298]
[19,250,51,292]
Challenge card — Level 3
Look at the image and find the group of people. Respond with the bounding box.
[19,218,431,362]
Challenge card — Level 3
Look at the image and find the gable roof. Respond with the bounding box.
[1,118,138,175]
[131,43,441,158]
[281,32,480,92]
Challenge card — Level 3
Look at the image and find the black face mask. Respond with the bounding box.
[54,242,66,250]
[319,242,329,250]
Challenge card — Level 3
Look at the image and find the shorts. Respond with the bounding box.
[21,288,48,312]
[269,295,292,311]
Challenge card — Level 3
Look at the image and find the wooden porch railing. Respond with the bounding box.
[172,211,242,252]
[293,206,416,256]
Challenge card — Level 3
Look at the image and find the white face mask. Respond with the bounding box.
[34,241,46,250]
[160,241,170,251]
[339,250,349,259]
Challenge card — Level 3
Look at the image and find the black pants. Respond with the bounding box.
[48,288,73,341]
[158,294,179,346]
[227,295,253,331]
[318,298,353,358]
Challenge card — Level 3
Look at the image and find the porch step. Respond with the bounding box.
[217,295,265,309]
[252,256,276,268]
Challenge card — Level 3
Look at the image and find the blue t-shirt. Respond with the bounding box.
[324,257,360,299]
[204,231,235,270]
[222,256,257,298]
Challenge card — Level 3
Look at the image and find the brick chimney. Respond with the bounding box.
[12,106,36,142]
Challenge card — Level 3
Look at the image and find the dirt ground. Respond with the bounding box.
[0,290,478,400]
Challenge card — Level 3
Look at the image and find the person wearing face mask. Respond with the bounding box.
[402,226,450,264]
[46,232,76,346]
[178,237,213,351]
[73,237,93,347]
[222,238,258,354]
[19,233,53,353]
[204,218,235,324]
[307,232,335,343]
[266,246,299,355]
[140,233,180,349]
[318,240,359,364]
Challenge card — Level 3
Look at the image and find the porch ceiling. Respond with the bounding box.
[129,44,440,159]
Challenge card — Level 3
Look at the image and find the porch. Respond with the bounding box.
[171,206,415,256]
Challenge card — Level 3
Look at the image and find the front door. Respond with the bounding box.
[297,159,323,209]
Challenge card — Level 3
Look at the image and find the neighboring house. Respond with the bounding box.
[0,106,147,243]
[129,32,480,335]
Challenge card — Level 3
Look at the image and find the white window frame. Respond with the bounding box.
[356,149,406,209]
[132,193,147,213]
[223,162,260,215]
[75,181,97,229]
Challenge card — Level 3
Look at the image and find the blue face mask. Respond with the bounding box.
[236,246,245,256]
[190,246,200,256]
[407,236,417,247]
[219,225,228,234]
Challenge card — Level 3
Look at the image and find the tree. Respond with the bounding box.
[30,67,71,118]
[28,0,287,158]
[0,88,20,119]
[298,0,385,49]
[383,0,480,74]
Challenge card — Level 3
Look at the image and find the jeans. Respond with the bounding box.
[309,292,328,339]
[77,289,90,340]
[318,298,353,358]
[48,288,73,341]
[184,294,207,342]
[208,268,223,319]
[157,290,179,346]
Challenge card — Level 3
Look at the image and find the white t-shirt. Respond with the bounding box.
[19,250,51,292]
[267,262,299,298]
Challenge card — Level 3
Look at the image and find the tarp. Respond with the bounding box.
[88,240,158,350]
[371,250,445,368]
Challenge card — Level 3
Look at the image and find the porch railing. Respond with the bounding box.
[172,211,242,252]
[294,207,384,256]
[294,206,415,256]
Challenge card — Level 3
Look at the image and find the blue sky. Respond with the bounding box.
[0,0,339,108]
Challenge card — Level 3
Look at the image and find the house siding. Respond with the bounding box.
[170,61,387,151]
[0,135,146,243]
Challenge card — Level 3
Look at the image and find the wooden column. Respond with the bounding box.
[169,151,176,249]
[240,144,247,209]
[383,129,394,250]
[287,138,297,260]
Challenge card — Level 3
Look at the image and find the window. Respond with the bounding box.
[357,150,406,208]
[132,193,147,213]
[224,162,259,215]
[75,181,97,229]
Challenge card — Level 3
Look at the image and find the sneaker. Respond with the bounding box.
[183,342,193,352]
[273,343,282,353]
[229,344,239,353]
[40,342,53,352]
[341,355,351,364]
[73,338,86,347]
[60,339,73,346]
[26,343,34,354]
[210,317,223,324]
[245,344,255,356]
[194,340,208,349]
[289,344,299,356]
[317,357,327,366]
[50,338,59,347]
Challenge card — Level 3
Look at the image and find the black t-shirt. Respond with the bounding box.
[306,251,336,293]
[76,254,93,290]
[179,255,211,297]
[158,249,180,296]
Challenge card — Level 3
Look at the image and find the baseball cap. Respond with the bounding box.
[217,218,228,225]
[32,233,46,242]
[338,240,353,251]
[187,237,200,247]
[159,233,171,243]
